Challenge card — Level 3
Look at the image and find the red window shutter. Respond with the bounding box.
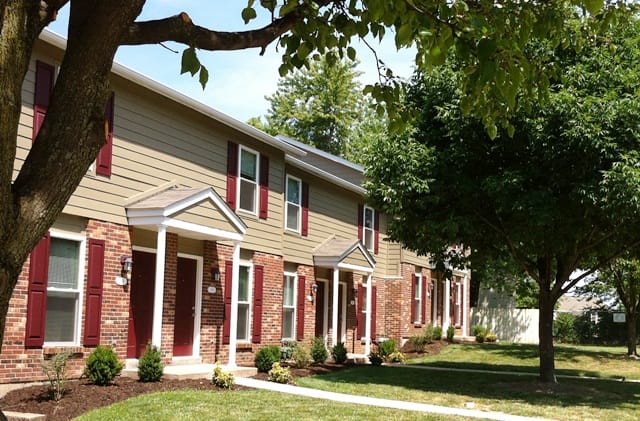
[33,61,55,141]
[25,233,50,347]
[374,211,380,254]
[83,239,105,346]
[96,92,114,177]
[410,274,417,323]
[296,275,306,341]
[356,284,364,338]
[357,204,364,243]
[301,182,309,237]
[371,285,377,340]
[252,265,264,343]
[259,155,269,219]
[421,276,427,325]
[226,142,238,210]
[223,260,233,344]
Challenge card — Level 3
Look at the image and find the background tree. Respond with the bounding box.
[366,15,640,383]
[577,257,640,356]
[254,55,385,162]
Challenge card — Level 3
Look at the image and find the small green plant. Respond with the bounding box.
[446,325,456,342]
[331,342,348,364]
[310,337,328,364]
[409,333,430,353]
[42,351,72,401]
[268,362,294,384]
[280,340,298,361]
[388,351,406,364]
[255,345,281,372]
[432,325,443,340]
[138,343,163,382]
[485,332,498,343]
[211,363,235,389]
[378,339,396,358]
[473,325,488,343]
[368,351,384,366]
[84,345,123,386]
[292,345,311,368]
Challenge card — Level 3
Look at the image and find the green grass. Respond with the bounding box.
[410,343,640,380]
[74,389,458,420]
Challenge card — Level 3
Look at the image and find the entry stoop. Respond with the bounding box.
[122,358,257,380]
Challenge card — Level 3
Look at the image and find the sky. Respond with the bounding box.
[47,2,416,123]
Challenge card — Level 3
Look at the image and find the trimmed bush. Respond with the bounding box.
[432,325,443,340]
[331,342,348,364]
[310,337,328,364]
[255,345,281,372]
[388,351,406,364]
[473,325,488,343]
[485,332,498,343]
[368,351,384,366]
[211,363,235,389]
[138,343,163,382]
[84,345,123,386]
[280,340,298,361]
[292,346,311,368]
[268,362,294,384]
[446,325,455,342]
[378,339,396,358]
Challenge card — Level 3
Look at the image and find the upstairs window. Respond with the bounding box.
[285,176,302,233]
[239,147,259,214]
[363,206,375,251]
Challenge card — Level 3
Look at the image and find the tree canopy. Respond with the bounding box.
[366,14,640,383]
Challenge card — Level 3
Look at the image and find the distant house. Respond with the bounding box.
[3,30,471,384]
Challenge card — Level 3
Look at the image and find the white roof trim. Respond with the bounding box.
[286,155,366,195]
[126,216,244,242]
[39,30,306,158]
[277,135,364,172]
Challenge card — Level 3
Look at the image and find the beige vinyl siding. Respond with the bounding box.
[385,242,402,277]
[401,248,433,268]
[173,200,239,234]
[178,238,204,256]
[342,248,370,268]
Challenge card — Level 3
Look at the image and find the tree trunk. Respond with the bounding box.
[538,286,557,383]
[626,310,638,356]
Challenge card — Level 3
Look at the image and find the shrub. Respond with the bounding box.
[84,345,123,386]
[554,312,578,343]
[432,325,443,340]
[268,362,294,384]
[255,345,281,372]
[409,334,429,353]
[331,342,348,364]
[388,351,406,364]
[422,325,436,343]
[280,340,298,361]
[310,337,328,364]
[446,325,455,342]
[42,351,72,401]
[368,351,384,366]
[378,338,397,358]
[211,363,235,389]
[138,343,163,382]
[485,332,498,343]
[473,325,489,343]
[292,346,311,368]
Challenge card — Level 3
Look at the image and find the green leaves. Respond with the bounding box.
[181,47,209,89]
[584,0,604,16]
[241,7,257,24]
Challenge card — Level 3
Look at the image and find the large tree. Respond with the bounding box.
[366,15,640,383]
[0,0,626,380]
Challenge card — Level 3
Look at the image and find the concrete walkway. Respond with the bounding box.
[234,376,552,421]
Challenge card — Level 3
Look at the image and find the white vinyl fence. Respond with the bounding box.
[470,307,539,344]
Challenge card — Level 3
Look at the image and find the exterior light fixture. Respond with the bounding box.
[211,267,221,282]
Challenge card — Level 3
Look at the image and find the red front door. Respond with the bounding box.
[127,250,156,358]
[173,257,197,357]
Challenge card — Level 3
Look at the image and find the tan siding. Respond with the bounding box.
[178,238,203,256]
[133,228,157,249]
[173,200,238,234]
[401,248,432,268]
[342,248,370,268]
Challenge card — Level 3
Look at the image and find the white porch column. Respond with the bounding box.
[331,267,339,347]
[364,274,373,356]
[462,274,469,336]
[228,242,241,367]
[151,225,167,350]
[443,278,451,332]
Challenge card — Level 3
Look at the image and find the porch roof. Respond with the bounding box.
[125,185,246,242]
[312,236,375,274]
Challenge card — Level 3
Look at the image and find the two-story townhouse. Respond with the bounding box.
[2,30,469,385]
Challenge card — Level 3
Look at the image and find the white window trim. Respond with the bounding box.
[44,230,86,347]
[362,205,375,251]
[237,145,260,216]
[414,273,422,324]
[237,260,253,343]
[282,272,298,340]
[360,284,368,340]
[284,175,302,233]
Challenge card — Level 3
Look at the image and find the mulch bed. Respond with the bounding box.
[1,341,448,420]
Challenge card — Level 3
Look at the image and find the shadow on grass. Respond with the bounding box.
[305,364,640,413]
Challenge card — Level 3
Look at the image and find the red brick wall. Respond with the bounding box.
[160,233,178,362]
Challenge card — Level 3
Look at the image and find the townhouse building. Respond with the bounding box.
[2,30,470,384]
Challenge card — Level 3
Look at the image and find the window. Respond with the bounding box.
[282,273,297,339]
[238,146,258,213]
[413,274,422,324]
[363,206,374,251]
[285,176,302,232]
[236,264,252,341]
[45,237,83,344]
[360,284,368,338]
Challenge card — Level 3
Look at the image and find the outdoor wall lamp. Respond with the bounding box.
[211,267,221,282]
[308,283,318,302]
[116,255,133,286]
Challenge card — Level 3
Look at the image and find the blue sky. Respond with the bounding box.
[48,2,415,122]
